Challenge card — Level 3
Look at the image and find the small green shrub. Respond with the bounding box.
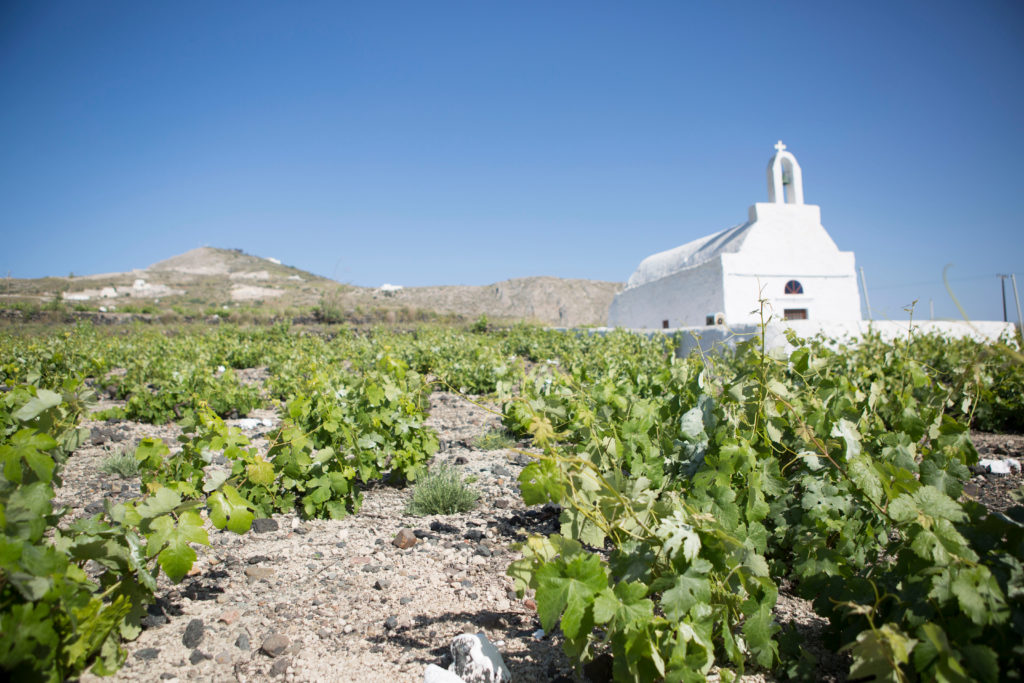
[92,406,127,421]
[314,291,347,324]
[406,464,479,515]
[99,445,141,478]
[473,429,516,450]
[470,314,489,333]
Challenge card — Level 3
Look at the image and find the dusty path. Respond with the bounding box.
[68,391,573,683]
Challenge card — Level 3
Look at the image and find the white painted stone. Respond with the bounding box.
[265,257,282,265]
[608,142,861,329]
[425,664,465,683]
[979,458,1012,475]
[449,633,512,683]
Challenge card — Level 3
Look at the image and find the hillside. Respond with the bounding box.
[0,247,622,326]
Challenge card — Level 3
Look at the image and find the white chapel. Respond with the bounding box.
[607,142,863,329]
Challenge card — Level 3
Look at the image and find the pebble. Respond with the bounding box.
[181,619,204,649]
[252,518,279,533]
[261,633,290,657]
[392,528,418,549]
[235,632,251,650]
[135,647,160,661]
[218,609,240,625]
[270,657,291,676]
[245,567,276,582]
[188,649,210,665]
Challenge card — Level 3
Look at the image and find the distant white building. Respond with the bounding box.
[608,142,862,329]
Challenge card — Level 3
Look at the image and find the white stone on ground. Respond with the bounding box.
[979,458,1018,475]
[449,633,512,683]
[424,663,465,683]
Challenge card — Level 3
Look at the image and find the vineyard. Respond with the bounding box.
[1,321,1023,682]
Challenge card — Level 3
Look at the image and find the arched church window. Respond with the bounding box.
[784,280,803,295]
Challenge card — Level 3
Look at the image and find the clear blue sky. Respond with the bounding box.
[2,1,1022,321]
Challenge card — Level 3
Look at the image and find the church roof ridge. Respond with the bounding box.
[626,219,753,288]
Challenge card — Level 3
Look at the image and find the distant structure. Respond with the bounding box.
[608,142,862,329]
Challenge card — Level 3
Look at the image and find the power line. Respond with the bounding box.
[869,273,997,291]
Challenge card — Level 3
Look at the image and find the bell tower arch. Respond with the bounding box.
[766,140,804,205]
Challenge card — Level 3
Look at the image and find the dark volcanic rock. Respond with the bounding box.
[182,619,204,649]
[252,518,279,533]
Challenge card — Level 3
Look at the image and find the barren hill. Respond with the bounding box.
[372,277,622,327]
[2,247,623,326]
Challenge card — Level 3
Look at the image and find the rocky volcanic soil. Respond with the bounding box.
[54,384,1023,683]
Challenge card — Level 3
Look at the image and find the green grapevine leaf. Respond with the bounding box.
[913,622,971,682]
[12,389,62,421]
[661,564,711,620]
[148,511,208,582]
[519,459,564,505]
[842,623,917,683]
[534,553,607,639]
[135,437,169,469]
[245,456,275,486]
[135,486,182,522]
[830,418,861,460]
[208,485,255,534]
[657,509,700,562]
[0,429,59,484]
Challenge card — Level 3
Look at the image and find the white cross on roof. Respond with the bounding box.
[774,140,787,153]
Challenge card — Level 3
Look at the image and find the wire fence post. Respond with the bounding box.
[859,266,872,319]
[1011,273,1023,340]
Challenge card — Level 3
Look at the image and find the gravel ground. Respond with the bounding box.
[54,387,1024,683]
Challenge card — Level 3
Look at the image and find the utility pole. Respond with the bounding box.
[998,274,1009,322]
[1011,274,1024,339]
[859,266,872,319]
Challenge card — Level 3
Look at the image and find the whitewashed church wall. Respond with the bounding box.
[607,260,724,328]
[741,203,839,257]
[720,251,861,324]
